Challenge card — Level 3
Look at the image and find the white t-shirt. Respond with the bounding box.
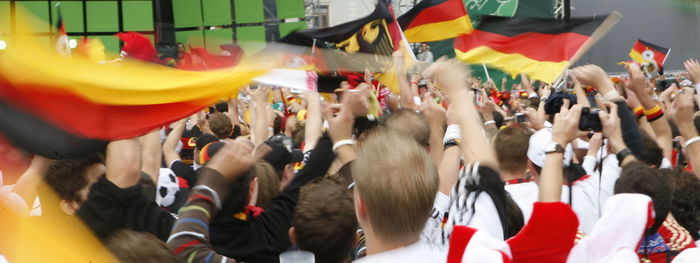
[504,181,538,222]
[353,241,446,263]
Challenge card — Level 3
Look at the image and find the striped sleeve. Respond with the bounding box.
[167,167,237,263]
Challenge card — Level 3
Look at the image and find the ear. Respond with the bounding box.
[353,189,367,222]
[526,160,538,178]
[59,200,79,215]
[288,227,297,246]
[248,177,259,207]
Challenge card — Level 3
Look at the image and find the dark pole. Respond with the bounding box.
[564,0,571,20]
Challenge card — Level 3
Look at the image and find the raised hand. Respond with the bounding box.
[669,88,696,129]
[683,59,700,84]
[625,62,648,95]
[572,64,620,101]
[551,104,583,146]
[206,137,257,180]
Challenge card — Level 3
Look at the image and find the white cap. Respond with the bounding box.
[527,128,573,168]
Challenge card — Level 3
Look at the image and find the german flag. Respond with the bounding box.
[0,13,270,159]
[454,16,606,83]
[398,0,472,43]
[629,39,670,68]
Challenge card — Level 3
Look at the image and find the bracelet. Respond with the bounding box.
[633,106,644,120]
[443,124,461,144]
[644,105,664,122]
[483,120,496,126]
[616,148,634,164]
[332,139,356,153]
[684,136,700,148]
[444,139,460,150]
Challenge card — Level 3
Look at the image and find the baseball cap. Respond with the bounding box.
[195,133,219,151]
[263,135,304,171]
[198,141,225,165]
[527,128,573,168]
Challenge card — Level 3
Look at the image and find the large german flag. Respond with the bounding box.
[629,39,670,68]
[0,13,270,159]
[398,0,472,43]
[454,16,606,83]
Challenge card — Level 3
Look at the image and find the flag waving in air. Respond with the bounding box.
[454,15,609,83]
[398,0,473,43]
[629,39,670,68]
[54,3,71,56]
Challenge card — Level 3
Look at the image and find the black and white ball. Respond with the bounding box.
[156,168,180,208]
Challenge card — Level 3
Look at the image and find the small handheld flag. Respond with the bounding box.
[54,3,71,56]
[629,39,670,68]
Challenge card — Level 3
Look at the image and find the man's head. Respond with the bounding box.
[526,129,573,177]
[253,161,280,209]
[352,128,438,245]
[290,176,357,263]
[494,127,532,175]
[420,43,429,52]
[381,109,431,147]
[614,161,672,234]
[663,168,700,239]
[208,112,233,139]
[194,133,219,165]
[263,135,303,188]
[105,230,179,263]
[43,154,105,215]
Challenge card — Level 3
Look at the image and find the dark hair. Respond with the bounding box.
[493,111,505,128]
[293,176,357,263]
[43,154,104,203]
[614,161,672,234]
[273,114,284,135]
[291,122,305,149]
[105,230,179,263]
[218,168,256,216]
[638,131,663,167]
[663,168,700,240]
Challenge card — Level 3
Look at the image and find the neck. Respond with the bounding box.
[500,170,527,181]
[364,229,418,256]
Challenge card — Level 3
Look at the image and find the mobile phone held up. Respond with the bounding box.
[578,108,602,132]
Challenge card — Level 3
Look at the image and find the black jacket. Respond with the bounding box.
[77,176,176,241]
[210,135,335,263]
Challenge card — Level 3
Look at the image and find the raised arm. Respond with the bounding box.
[250,86,271,146]
[228,96,240,126]
[140,129,161,183]
[420,98,447,165]
[302,91,322,152]
[669,89,700,179]
[543,104,583,202]
[163,119,187,166]
[395,51,418,110]
[106,138,142,188]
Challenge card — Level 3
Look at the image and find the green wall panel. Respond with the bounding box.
[276,0,304,19]
[279,21,306,38]
[173,0,203,28]
[86,1,118,32]
[52,1,84,33]
[204,28,232,52]
[235,0,263,23]
[123,1,154,31]
[0,1,10,34]
[203,0,232,26]
[236,26,265,53]
[176,30,205,47]
[17,1,50,33]
[90,35,120,55]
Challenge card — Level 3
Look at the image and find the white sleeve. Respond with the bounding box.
[581,155,598,175]
[467,194,504,240]
[421,192,450,243]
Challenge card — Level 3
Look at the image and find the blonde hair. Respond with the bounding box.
[254,161,280,208]
[352,128,438,243]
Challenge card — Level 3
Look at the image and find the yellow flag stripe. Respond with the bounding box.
[455,46,569,83]
[629,49,644,64]
[404,16,473,43]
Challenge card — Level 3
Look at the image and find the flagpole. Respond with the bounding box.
[551,11,622,85]
[662,48,671,67]
[482,63,491,81]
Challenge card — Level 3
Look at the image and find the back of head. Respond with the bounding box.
[662,168,700,239]
[208,112,233,139]
[293,176,356,263]
[614,161,671,234]
[42,154,103,214]
[105,229,179,263]
[254,161,280,208]
[638,131,663,168]
[352,128,438,243]
[494,127,532,174]
[381,109,431,146]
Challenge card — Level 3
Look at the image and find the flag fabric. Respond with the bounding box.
[454,16,606,83]
[0,15,271,159]
[629,39,670,68]
[54,4,71,56]
[116,32,160,63]
[398,0,472,43]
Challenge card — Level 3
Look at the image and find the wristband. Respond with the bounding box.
[633,106,644,120]
[332,139,356,153]
[644,105,664,122]
[540,96,549,102]
[443,124,461,144]
[694,83,700,95]
[684,136,700,148]
[444,139,460,150]
[483,120,496,126]
[616,148,634,164]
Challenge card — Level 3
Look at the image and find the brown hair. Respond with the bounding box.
[352,128,438,243]
[254,161,280,208]
[208,112,233,139]
[293,176,357,263]
[105,230,179,263]
[381,109,431,146]
[493,127,532,173]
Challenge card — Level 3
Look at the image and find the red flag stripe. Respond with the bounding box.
[405,0,467,30]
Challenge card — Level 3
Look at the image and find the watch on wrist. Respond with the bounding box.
[616,148,633,163]
[544,142,565,154]
[541,96,549,102]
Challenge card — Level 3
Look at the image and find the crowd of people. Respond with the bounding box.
[2,49,700,263]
